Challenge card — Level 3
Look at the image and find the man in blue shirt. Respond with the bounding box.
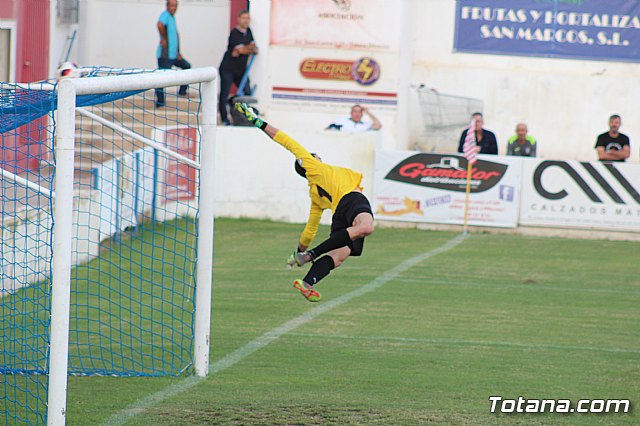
[155,0,191,107]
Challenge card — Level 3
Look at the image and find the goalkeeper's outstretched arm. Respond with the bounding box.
[262,123,279,140]
[234,102,280,140]
[235,102,319,169]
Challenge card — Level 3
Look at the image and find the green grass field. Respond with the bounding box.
[6,218,640,425]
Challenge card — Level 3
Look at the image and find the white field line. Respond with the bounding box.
[284,333,640,355]
[102,233,467,426]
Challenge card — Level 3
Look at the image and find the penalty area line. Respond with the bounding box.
[102,233,467,426]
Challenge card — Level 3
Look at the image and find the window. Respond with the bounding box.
[0,22,16,82]
[58,0,79,24]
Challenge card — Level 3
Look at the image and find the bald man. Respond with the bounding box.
[507,123,537,157]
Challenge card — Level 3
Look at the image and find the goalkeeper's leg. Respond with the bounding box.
[293,247,351,302]
[298,195,374,265]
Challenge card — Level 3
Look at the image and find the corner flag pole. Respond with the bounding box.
[461,118,477,235]
[462,160,472,234]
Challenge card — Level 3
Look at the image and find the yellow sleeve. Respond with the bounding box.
[273,130,321,174]
[299,201,323,248]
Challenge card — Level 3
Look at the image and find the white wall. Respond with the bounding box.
[411,0,640,162]
[49,0,78,77]
[69,0,640,163]
[77,0,229,70]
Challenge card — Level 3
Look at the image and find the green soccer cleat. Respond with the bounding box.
[293,279,321,302]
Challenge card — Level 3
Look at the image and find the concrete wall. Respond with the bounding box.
[244,0,640,162]
[411,0,640,163]
[76,0,230,70]
[38,0,640,157]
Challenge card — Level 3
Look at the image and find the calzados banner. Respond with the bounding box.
[520,159,640,230]
[374,152,521,228]
[454,0,640,62]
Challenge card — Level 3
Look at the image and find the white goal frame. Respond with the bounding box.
[48,67,218,426]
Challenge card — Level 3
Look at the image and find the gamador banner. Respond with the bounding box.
[374,152,522,228]
[454,0,640,62]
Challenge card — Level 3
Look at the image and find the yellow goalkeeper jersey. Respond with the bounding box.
[272,130,363,247]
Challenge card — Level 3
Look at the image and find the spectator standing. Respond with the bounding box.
[507,123,537,157]
[457,112,498,155]
[219,10,258,125]
[155,0,191,107]
[595,115,630,162]
[326,105,382,132]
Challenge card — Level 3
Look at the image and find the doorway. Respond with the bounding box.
[0,22,15,82]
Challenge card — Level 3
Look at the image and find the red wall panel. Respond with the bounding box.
[0,0,14,19]
[2,0,50,173]
[16,0,49,82]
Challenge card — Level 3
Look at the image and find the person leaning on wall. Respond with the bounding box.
[326,105,382,132]
[595,114,630,162]
[154,0,191,108]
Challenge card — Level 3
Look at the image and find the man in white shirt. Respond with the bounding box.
[327,105,382,133]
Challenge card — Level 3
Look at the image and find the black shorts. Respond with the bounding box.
[330,192,373,257]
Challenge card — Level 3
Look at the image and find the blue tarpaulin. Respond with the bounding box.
[0,85,142,134]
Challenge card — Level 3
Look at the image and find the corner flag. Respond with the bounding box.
[463,119,477,165]
[462,119,476,233]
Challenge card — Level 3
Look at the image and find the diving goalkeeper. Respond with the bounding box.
[235,103,375,302]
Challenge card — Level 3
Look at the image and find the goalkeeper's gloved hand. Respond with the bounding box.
[286,251,298,270]
[286,246,305,270]
[234,102,264,128]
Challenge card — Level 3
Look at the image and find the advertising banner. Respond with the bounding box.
[269,0,401,111]
[270,0,401,52]
[374,152,522,228]
[454,0,640,63]
[520,159,640,230]
[96,155,138,240]
[160,127,199,202]
[270,47,398,111]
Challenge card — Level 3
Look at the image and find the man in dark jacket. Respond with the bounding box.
[457,112,498,155]
[219,10,258,125]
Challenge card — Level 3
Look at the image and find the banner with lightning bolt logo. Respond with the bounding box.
[299,57,380,86]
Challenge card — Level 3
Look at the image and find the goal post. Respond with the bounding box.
[46,67,218,426]
[194,76,217,378]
